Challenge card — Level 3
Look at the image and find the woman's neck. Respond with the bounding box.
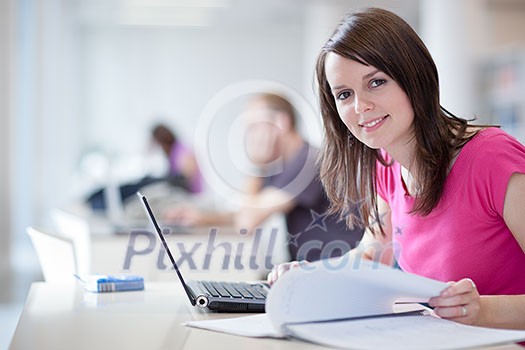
[384,139,419,196]
[384,141,417,175]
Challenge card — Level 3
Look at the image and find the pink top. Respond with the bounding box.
[376,128,525,295]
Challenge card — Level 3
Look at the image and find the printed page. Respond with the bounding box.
[266,258,448,331]
[184,314,283,338]
[284,314,525,350]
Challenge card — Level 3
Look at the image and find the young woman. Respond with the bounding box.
[268,7,525,330]
[152,124,203,193]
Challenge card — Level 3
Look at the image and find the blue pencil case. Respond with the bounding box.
[76,274,145,293]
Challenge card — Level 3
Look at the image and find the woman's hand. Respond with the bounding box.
[267,260,307,286]
[428,278,481,325]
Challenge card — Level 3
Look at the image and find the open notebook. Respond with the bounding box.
[185,259,525,349]
[137,192,269,312]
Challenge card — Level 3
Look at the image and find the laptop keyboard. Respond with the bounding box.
[200,281,268,300]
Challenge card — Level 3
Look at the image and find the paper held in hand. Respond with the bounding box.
[185,258,525,350]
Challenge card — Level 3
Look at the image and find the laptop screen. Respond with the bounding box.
[137,192,196,306]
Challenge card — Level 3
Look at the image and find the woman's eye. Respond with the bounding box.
[370,79,386,88]
[337,91,353,101]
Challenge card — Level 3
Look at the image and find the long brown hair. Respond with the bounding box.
[316,8,477,234]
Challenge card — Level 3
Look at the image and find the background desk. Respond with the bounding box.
[51,207,289,282]
[9,282,524,350]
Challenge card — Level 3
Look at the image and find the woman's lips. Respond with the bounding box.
[359,115,389,131]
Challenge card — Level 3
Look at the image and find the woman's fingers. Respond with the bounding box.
[440,278,477,298]
[267,260,306,285]
[428,278,480,325]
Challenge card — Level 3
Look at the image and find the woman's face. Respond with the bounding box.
[324,52,415,153]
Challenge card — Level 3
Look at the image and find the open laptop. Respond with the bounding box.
[137,192,269,312]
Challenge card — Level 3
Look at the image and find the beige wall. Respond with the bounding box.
[0,0,13,271]
[491,10,525,48]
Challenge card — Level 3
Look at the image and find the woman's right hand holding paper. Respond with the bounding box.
[267,260,308,285]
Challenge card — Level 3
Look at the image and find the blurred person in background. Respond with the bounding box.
[151,123,203,194]
[165,93,364,262]
[86,123,202,211]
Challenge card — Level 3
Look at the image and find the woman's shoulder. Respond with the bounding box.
[458,127,525,173]
[463,127,523,154]
[472,126,518,141]
[455,127,525,217]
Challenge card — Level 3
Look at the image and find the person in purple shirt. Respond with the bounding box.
[152,124,203,194]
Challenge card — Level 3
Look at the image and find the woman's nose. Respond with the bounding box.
[354,95,374,114]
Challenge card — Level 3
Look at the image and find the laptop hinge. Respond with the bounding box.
[184,284,197,306]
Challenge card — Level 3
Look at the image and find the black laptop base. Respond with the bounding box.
[208,301,265,313]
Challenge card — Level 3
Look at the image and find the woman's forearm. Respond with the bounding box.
[478,295,525,330]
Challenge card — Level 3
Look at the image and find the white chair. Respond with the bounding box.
[26,227,77,282]
[50,208,92,276]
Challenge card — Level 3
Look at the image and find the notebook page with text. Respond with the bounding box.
[284,314,525,350]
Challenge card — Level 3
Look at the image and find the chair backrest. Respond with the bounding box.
[26,227,77,282]
[50,208,91,275]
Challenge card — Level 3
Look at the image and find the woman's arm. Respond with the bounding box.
[429,173,525,329]
[428,278,525,329]
[503,173,525,253]
[179,152,199,182]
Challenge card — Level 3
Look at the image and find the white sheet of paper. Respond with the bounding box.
[285,314,525,350]
[184,314,284,338]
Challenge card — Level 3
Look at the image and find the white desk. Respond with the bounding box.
[51,207,289,282]
[9,282,524,350]
[9,282,321,350]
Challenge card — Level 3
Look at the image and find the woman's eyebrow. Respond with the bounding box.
[331,84,347,91]
[363,69,380,80]
[331,69,382,92]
